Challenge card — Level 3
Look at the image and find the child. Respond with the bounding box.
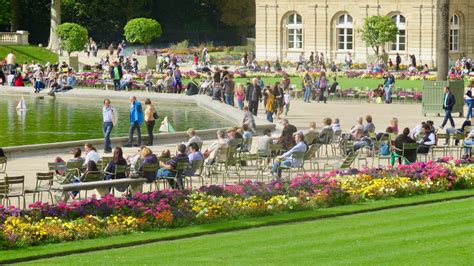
[283,89,291,116]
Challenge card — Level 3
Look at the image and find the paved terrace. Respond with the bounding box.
[0,86,468,206]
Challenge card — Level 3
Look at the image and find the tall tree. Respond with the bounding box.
[10,0,20,31]
[437,0,449,81]
[211,0,255,42]
[47,0,61,52]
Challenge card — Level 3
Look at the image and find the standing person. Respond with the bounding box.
[102,99,116,153]
[383,72,395,104]
[172,65,183,93]
[283,88,291,116]
[124,96,144,147]
[344,52,352,69]
[242,106,256,134]
[202,47,208,65]
[265,89,275,122]
[5,50,15,73]
[144,98,157,146]
[235,83,246,110]
[296,52,304,71]
[440,86,456,129]
[223,74,235,106]
[109,61,123,91]
[318,71,328,103]
[303,71,313,103]
[108,43,114,55]
[246,78,262,115]
[395,53,401,72]
[465,81,474,120]
[273,82,284,119]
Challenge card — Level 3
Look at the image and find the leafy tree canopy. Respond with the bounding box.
[55,22,88,54]
[123,17,162,46]
[358,15,398,57]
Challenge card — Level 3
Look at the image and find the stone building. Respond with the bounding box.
[255,0,473,66]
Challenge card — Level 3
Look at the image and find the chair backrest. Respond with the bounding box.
[292,151,305,160]
[191,159,204,174]
[82,171,103,182]
[304,145,319,160]
[142,163,159,177]
[0,156,7,173]
[48,162,66,171]
[0,180,8,194]
[340,151,359,169]
[97,157,113,170]
[6,175,25,195]
[36,172,54,187]
[115,165,129,176]
[66,160,83,171]
[159,155,171,163]
[269,144,283,154]
[216,146,229,163]
[175,161,190,176]
[304,132,318,145]
[403,143,419,151]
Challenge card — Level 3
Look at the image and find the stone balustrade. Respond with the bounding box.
[0,31,29,45]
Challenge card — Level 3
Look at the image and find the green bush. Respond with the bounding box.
[124,18,162,48]
[55,23,88,55]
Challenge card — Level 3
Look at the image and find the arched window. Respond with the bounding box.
[391,15,406,51]
[286,13,303,49]
[450,15,460,51]
[336,14,353,50]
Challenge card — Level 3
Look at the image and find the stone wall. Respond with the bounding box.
[0,31,30,45]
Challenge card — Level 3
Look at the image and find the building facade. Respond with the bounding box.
[255,0,473,66]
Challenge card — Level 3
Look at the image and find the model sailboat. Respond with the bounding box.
[159,116,176,133]
[16,96,27,110]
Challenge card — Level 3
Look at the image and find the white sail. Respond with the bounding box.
[16,96,26,110]
[159,116,175,133]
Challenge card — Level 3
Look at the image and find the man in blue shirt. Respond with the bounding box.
[271,132,307,178]
[124,96,144,147]
[440,86,456,129]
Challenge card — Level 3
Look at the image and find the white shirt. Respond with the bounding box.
[123,73,132,82]
[283,93,291,104]
[6,53,15,65]
[84,150,100,167]
[185,135,202,147]
[418,133,436,146]
[103,106,114,123]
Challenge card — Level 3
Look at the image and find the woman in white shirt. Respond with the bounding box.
[350,117,364,140]
[83,143,100,168]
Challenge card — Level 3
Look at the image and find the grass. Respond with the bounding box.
[2,189,473,264]
[19,196,474,265]
[0,45,58,65]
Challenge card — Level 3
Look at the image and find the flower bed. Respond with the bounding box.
[1,158,472,249]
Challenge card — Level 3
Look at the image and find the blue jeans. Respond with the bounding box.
[156,168,171,178]
[466,100,474,119]
[441,109,455,128]
[103,122,113,152]
[237,99,244,110]
[304,86,311,102]
[266,111,273,122]
[225,94,233,106]
[271,159,292,178]
[464,139,474,155]
[119,80,129,90]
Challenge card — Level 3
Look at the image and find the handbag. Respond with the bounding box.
[153,112,159,120]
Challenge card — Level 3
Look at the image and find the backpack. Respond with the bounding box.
[379,144,390,156]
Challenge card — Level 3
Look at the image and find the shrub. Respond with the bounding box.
[123,18,162,49]
[55,23,88,55]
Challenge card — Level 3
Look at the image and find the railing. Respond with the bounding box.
[0,31,29,45]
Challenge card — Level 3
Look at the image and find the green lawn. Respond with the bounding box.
[0,45,58,65]
[22,197,474,265]
[2,189,473,264]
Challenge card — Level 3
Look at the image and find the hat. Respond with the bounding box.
[226,127,236,132]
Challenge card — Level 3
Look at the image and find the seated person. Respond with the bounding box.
[226,127,240,149]
[126,145,146,174]
[275,119,298,151]
[83,143,100,169]
[184,128,202,148]
[137,147,159,183]
[103,147,127,180]
[199,75,213,95]
[156,144,189,189]
[315,118,334,148]
[119,71,133,90]
[462,127,474,158]
[376,127,394,141]
[186,79,199,95]
[64,160,99,200]
[239,124,253,152]
[186,142,204,175]
[203,129,228,165]
[350,117,364,141]
[54,147,84,175]
[257,128,273,156]
[242,106,257,134]
[304,122,319,145]
[446,119,472,145]
[332,118,342,134]
[417,124,436,154]
[394,128,417,164]
[363,115,376,137]
[271,132,308,178]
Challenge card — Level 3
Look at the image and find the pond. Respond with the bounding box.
[0,96,230,147]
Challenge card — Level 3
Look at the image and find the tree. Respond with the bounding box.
[123,18,162,49]
[210,0,255,41]
[437,0,449,81]
[47,0,61,52]
[55,22,88,55]
[358,15,398,58]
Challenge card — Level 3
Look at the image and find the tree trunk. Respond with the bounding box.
[436,0,449,81]
[47,0,61,52]
[10,0,21,32]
